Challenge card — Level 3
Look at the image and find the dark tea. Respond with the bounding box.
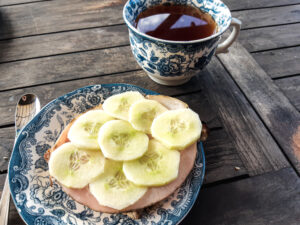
[135,4,217,41]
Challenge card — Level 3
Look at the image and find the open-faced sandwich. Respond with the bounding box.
[44,91,204,216]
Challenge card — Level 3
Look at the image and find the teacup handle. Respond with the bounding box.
[216,18,242,54]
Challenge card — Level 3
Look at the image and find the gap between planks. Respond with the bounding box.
[182,167,300,225]
[0,1,299,40]
[0,0,49,8]
[223,0,300,11]
[1,22,300,63]
[0,24,299,89]
[201,58,289,176]
[218,41,300,175]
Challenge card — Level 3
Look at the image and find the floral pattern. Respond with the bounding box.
[9,84,205,225]
[34,144,51,171]
[30,176,67,208]
[124,0,231,80]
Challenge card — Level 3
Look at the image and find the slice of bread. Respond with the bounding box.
[44,95,199,213]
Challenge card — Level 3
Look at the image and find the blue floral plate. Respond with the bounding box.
[9,84,205,225]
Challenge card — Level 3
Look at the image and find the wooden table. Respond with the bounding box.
[0,0,299,224]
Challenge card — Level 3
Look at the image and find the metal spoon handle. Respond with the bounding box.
[0,94,40,225]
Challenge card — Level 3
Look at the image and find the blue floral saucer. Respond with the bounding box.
[9,84,205,225]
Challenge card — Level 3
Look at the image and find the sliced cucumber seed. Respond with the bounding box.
[107,171,131,190]
[83,122,103,137]
[169,119,186,134]
[111,133,130,147]
[69,150,90,172]
[118,98,129,112]
[140,108,156,121]
[139,151,162,172]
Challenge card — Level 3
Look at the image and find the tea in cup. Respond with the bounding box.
[123,0,241,86]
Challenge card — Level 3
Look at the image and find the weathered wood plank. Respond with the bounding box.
[176,93,222,129]
[201,58,289,175]
[0,0,125,40]
[0,173,5,193]
[0,0,46,7]
[218,42,300,174]
[1,22,300,63]
[203,128,247,184]
[275,76,300,112]
[182,167,300,225]
[252,47,300,79]
[0,1,299,40]
[1,34,298,93]
[0,46,140,91]
[1,22,299,64]
[0,127,14,172]
[232,5,300,29]
[0,70,224,128]
[239,23,300,52]
[0,25,129,63]
[223,0,300,11]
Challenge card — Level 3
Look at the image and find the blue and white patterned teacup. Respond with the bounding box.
[123,0,241,86]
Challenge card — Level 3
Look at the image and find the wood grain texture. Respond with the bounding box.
[239,23,300,52]
[176,93,222,129]
[232,5,300,29]
[0,1,299,40]
[252,47,300,79]
[0,68,227,128]
[0,6,298,68]
[0,25,129,63]
[201,58,289,175]
[223,0,300,11]
[0,70,212,126]
[203,128,247,184]
[275,76,300,112]
[0,0,46,6]
[0,173,6,193]
[0,0,125,40]
[218,42,300,174]
[0,46,140,91]
[1,21,300,63]
[0,127,14,172]
[182,167,300,225]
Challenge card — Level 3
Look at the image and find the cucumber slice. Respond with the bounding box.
[89,160,147,210]
[68,110,114,150]
[49,142,106,188]
[151,108,202,150]
[98,120,149,161]
[123,139,180,186]
[102,91,144,120]
[129,99,168,133]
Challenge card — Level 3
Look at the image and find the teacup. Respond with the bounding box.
[123,0,241,86]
